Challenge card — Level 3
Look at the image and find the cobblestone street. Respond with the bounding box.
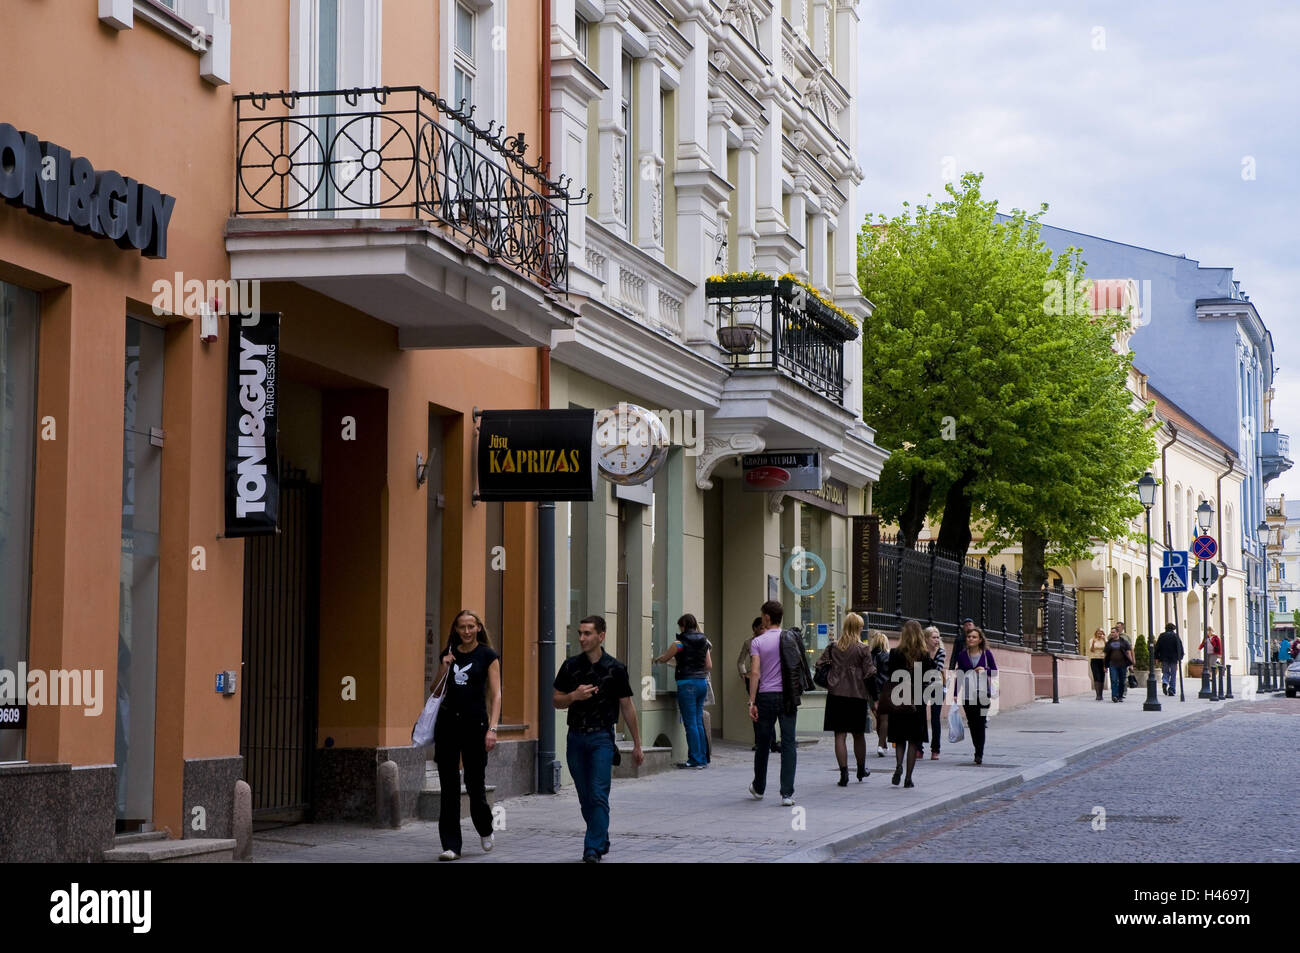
[836,697,1300,863]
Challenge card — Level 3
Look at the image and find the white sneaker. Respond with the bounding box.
[781,796,795,807]
[877,747,887,757]
[481,835,494,852]
[438,849,460,861]
[748,783,763,801]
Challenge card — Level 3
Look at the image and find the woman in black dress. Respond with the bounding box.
[886,619,938,788]
[433,609,502,861]
[815,612,876,785]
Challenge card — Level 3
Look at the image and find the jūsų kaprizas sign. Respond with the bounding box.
[476,409,597,502]
[224,313,279,536]
[0,123,175,258]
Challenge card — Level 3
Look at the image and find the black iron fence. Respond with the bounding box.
[233,86,575,291]
[705,278,856,402]
[862,536,1079,653]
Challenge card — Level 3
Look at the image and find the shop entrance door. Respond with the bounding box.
[239,466,321,821]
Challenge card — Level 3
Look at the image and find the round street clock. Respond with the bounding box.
[595,404,670,486]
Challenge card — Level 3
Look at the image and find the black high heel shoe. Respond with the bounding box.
[891,767,902,786]
[857,763,870,781]
[903,778,915,788]
[837,766,849,787]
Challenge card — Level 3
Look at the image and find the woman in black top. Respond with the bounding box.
[885,620,938,788]
[433,610,501,860]
[653,613,713,768]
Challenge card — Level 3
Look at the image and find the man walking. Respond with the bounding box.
[553,615,644,863]
[1104,625,1134,703]
[747,601,813,805]
[738,616,780,753]
[1154,623,1184,697]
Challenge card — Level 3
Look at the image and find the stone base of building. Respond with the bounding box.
[183,756,244,839]
[0,762,116,862]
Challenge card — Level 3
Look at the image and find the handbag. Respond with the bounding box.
[411,669,449,747]
[948,704,965,744]
[705,678,716,706]
[1127,672,1138,689]
[813,647,832,689]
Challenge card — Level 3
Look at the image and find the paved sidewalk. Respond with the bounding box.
[252,690,1242,863]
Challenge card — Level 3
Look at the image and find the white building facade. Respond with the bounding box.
[546,0,888,755]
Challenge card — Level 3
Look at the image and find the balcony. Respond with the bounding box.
[1262,430,1293,484]
[705,275,858,403]
[227,87,575,348]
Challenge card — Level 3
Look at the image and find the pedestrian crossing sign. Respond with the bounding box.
[1160,566,1189,593]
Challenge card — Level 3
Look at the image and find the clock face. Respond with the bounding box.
[595,404,669,485]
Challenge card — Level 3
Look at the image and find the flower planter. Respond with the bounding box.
[777,278,860,341]
[1187,659,1204,680]
[717,324,758,354]
[705,280,775,297]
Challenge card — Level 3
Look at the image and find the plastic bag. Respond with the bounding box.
[411,671,448,747]
[948,704,965,744]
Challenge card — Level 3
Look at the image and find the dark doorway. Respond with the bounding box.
[240,465,321,821]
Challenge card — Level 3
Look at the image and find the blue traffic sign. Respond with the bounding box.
[1192,535,1218,561]
[1162,550,1188,569]
[1159,566,1189,593]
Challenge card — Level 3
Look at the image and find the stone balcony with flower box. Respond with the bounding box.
[705,272,858,403]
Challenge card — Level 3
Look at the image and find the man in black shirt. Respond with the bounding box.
[553,615,644,863]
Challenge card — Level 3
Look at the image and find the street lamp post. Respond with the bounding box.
[1138,473,1160,711]
[1197,500,1214,699]
[1259,520,1270,679]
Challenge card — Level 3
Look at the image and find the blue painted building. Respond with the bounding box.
[1028,222,1291,662]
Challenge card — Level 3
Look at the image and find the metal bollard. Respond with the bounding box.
[1262,661,1272,693]
[1210,666,1220,701]
[1225,665,1234,699]
[1199,662,1213,699]
[1217,666,1225,700]
[1051,655,1059,703]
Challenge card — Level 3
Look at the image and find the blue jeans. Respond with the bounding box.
[676,678,709,766]
[1109,664,1126,701]
[752,692,797,798]
[567,729,615,857]
[1161,661,1179,693]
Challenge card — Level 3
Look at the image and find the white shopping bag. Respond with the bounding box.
[947,704,965,744]
[411,671,449,747]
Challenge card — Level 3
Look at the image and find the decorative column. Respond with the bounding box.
[634,36,666,253]
[807,195,828,286]
[595,3,630,233]
[549,0,603,282]
[786,174,811,279]
[735,125,761,271]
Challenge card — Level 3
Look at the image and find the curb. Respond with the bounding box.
[777,697,1236,863]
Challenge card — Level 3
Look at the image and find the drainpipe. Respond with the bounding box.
[536,0,560,796]
[1215,451,1235,664]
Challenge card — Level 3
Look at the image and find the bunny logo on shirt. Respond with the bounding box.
[454,662,472,686]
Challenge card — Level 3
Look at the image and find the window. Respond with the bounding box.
[621,52,633,228]
[575,13,589,61]
[453,2,476,112]
[0,281,38,763]
[1281,596,1288,613]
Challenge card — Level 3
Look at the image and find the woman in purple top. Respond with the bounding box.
[950,627,997,765]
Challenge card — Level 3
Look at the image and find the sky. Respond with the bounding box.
[854,0,1300,499]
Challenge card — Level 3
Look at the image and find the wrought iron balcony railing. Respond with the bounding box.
[705,277,857,402]
[233,86,578,292]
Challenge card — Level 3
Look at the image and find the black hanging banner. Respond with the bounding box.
[476,409,596,502]
[224,312,280,536]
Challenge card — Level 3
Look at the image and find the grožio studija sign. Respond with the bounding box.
[224,313,279,536]
[0,123,175,258]
[476,409,597,502]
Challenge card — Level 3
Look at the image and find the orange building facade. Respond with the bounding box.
[0,1,559,859]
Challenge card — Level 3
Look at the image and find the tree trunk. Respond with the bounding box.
[1021,528,1047,643]
[935,473,974,557]
[898,471,933,548]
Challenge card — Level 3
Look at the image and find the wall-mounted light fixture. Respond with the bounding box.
[416,450,431,488]
[199,300,220,343]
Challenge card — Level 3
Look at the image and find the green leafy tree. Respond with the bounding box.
[857,173,1156,635]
